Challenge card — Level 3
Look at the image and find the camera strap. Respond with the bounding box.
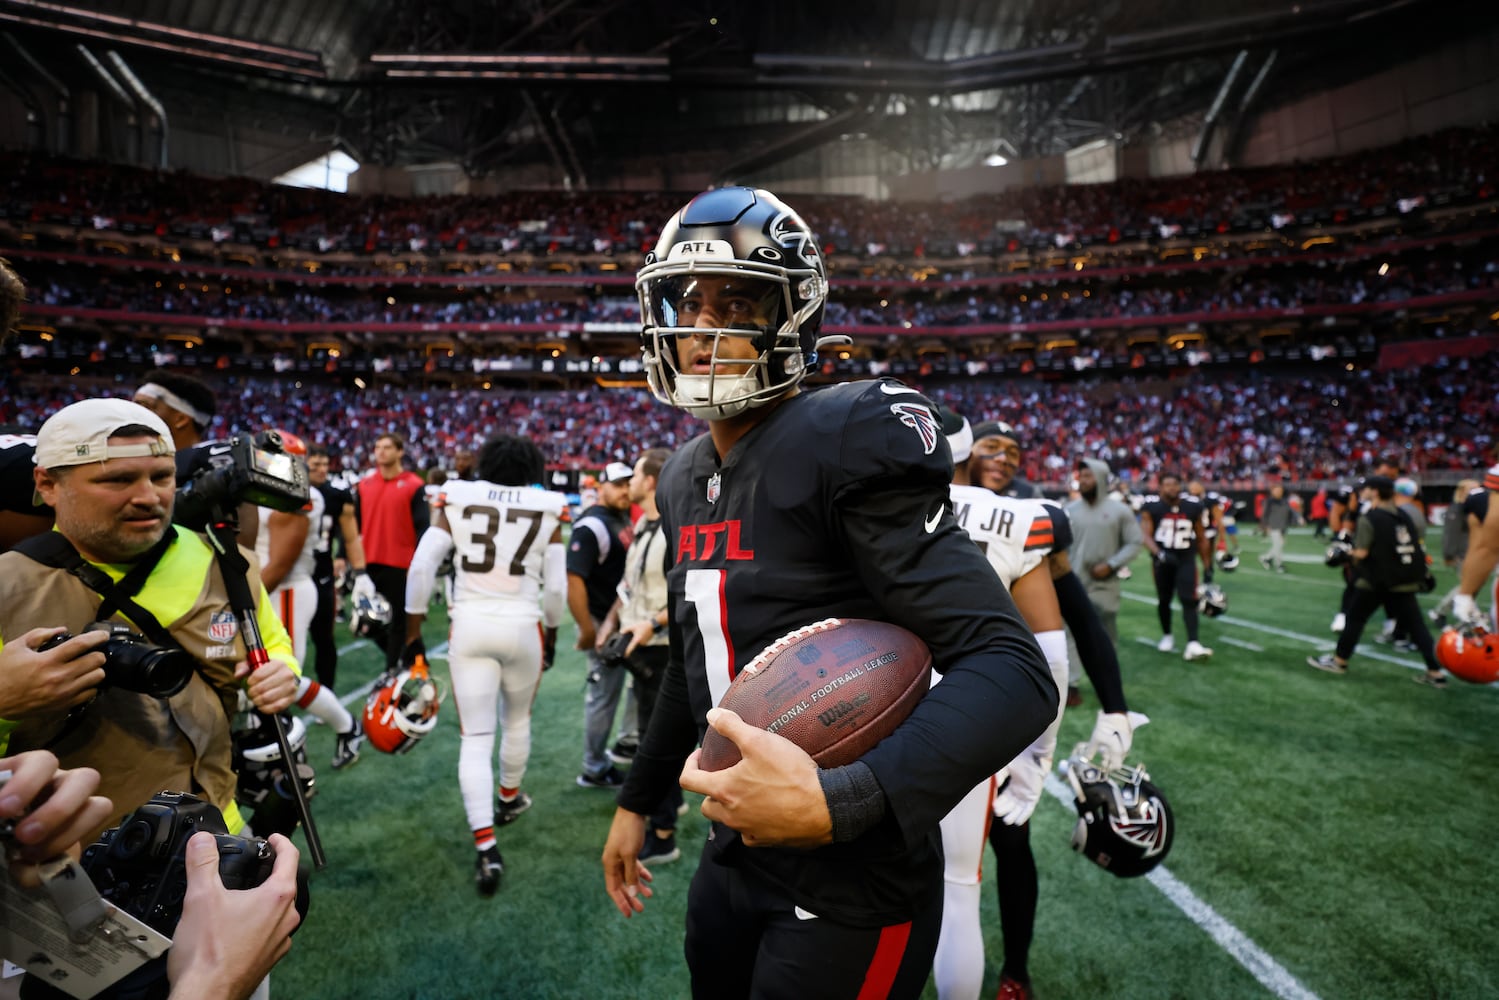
[12,530,185,652]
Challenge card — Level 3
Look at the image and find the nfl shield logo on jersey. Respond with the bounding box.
[706,472,722,505]
[208,610,238,643]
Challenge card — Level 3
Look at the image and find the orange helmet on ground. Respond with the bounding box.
[1436,626,1499,685]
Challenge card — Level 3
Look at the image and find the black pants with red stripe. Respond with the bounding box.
[684,845,941,1000]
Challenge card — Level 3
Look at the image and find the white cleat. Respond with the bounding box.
[1156,635,1175,653]
[1183,640,1213,662]
[1331,613,1346,633]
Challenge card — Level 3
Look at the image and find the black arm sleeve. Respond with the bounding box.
[410,487,430,537]
[1053,570,1128,713]
[832,483,1058,851]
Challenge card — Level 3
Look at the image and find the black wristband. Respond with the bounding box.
[817,760,886,843]
[652,617,668,635]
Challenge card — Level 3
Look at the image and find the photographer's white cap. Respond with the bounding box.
[602,461,634,484]
[35,398,176,469]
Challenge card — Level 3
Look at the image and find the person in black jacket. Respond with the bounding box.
[599,187,1055,1000]
[1307,475,1447,686]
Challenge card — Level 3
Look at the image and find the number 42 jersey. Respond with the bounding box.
[435,479,569,615]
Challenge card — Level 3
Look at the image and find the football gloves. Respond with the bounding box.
[994,751,1049,827]
[399,636,427,670]
[541,626,558,672]
[1083,711,1152,771]
[1452,594,1486,628]
[351,571,378,606]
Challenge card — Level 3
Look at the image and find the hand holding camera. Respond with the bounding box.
[0,750,112,872]
[166,829,303,1000]
[37,622,195,700]
[0,627,109,719]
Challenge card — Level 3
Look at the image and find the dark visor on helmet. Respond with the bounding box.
[649,274,786,335]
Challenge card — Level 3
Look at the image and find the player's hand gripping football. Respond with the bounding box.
[679,708,834,849]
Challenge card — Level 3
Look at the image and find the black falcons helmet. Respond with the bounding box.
[1198,582,1228,617]
[1066,751,1175,878]
[636,187,828,420]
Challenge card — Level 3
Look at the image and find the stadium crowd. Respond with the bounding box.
[4,125,1497,258]
[19,248,1497,330]
[2,353,1492,484]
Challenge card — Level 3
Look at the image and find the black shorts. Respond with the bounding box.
[683,843,941,1000]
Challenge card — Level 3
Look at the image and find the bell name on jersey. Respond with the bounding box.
[437,479,568,612]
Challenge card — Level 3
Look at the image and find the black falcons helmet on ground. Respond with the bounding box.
[1066,751,1175,878]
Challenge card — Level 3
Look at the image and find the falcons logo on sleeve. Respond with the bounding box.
[890,402,939,455]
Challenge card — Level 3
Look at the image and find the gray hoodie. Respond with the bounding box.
[1064,458,1144,580]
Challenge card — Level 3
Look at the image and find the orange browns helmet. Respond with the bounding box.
[271,428,307,455]
[1436,626,1499,685]
[363,656,444,754]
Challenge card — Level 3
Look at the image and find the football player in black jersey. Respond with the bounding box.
[1139,472,1214,661]
[600,188,1056,1000]
[306,444,370,688]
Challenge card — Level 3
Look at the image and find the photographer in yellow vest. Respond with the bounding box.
[0,398,299,842]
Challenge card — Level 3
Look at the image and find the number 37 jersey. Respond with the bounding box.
[435,479,569,613]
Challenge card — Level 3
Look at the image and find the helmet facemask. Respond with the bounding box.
[639,263,825,420]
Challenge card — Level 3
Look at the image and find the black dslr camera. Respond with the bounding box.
[81,792,278,930]
[173,429,309,530]
[20,792,308,1000]
[38,622,194,699]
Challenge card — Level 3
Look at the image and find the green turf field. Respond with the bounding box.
[275,526,1497,999]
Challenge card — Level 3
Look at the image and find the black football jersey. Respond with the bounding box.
[622,380,1054,926]
[313,482,352,578]
[0,428,43,515]
[1140,495,1205,551]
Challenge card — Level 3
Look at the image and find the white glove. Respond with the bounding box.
[993,752,1049,827]
[1452,593,1485,628]
[1083,711,1151,771]
[351,572,377,606]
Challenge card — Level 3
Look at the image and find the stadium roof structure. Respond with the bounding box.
[0,0,1492,186]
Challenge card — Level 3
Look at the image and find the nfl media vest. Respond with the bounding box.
[0,526,266,842]
[1359,507,1429,592]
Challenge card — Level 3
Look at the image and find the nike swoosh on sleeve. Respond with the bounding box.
[924,506,943,533]
[878,383,921,396]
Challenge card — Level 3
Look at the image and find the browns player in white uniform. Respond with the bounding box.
[935,415,1142,1000]
[404,433,568,895]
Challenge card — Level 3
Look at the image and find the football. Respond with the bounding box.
[698,618,933,771]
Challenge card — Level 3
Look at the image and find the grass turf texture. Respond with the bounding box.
[275,527,1496,999]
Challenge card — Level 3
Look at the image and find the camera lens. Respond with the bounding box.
[102,640,196,698]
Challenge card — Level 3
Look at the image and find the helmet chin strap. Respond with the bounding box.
[672,371,763,419]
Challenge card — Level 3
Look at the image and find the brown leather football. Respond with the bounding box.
[698,618,932,772]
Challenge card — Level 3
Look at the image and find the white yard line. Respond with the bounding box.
[1043,775,1322,1000]
[1219,636,1265,653]
[1120,593,1422,671]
